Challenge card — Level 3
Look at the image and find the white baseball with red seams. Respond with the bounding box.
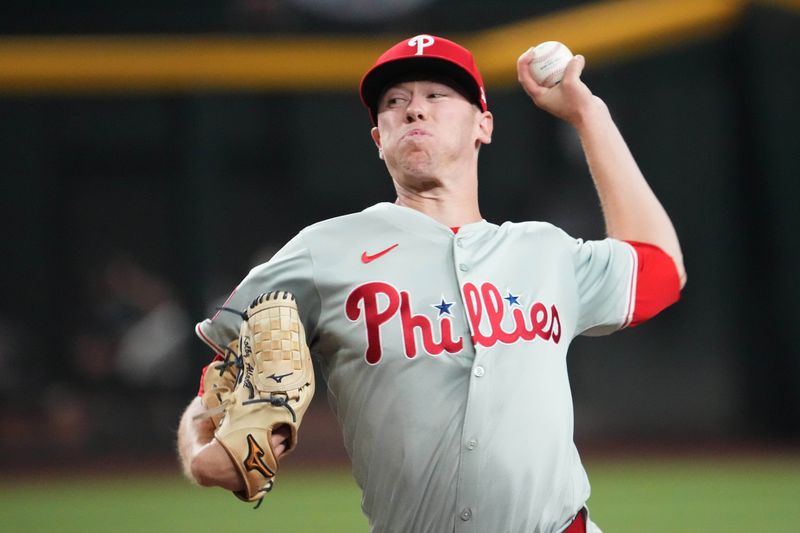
[529,41,574,87]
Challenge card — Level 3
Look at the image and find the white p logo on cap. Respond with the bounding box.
[408,34,435,56]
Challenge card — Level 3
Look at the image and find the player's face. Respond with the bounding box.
[371,78,492,184]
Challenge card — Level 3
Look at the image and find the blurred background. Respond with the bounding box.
[1,0,799,530]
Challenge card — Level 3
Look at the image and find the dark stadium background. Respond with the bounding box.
[1,0,798,487]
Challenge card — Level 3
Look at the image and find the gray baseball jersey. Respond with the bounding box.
[196,202,637,533]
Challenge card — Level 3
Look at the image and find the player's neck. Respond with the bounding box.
[393,186,482,227]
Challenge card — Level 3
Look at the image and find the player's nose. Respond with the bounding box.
[404,93,427,122]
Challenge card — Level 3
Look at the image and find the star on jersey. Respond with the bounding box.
[433,298,454,317]
[504,292,521,307]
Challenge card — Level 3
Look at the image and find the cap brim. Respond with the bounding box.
[361,56,483,123]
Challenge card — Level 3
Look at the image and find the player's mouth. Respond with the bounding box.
[402,128,431,140]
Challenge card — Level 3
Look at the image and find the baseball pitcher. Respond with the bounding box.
[177,34,685,533]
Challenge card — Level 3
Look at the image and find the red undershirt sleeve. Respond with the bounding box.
[625,241,681,328]
[196,353,224,397]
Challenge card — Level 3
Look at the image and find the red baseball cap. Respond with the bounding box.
[360,34,488,124]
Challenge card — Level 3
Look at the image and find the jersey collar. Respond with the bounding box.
[364,202,494,241]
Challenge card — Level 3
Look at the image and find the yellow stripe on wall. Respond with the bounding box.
[0,0,792,93]
[0,36,395,92]
[470,0,744,83]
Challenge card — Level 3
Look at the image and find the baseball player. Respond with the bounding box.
[177,34,685,533]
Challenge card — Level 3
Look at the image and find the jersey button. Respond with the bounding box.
[460,508,472,521]
[459,263,469,272]
[466,439,478,450]
[473,366,485,377]
[456,237,464,248]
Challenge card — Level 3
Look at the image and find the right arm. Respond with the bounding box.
[516,50,686,289]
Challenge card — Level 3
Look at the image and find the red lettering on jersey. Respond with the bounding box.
[463,282,561,347]
[346,281,560,364]
[463,282,491,346]
[399,292,463,357]
[481,283,520,344]
[345,282,400,364]
[551,305,561,343]
[346,282,463,364]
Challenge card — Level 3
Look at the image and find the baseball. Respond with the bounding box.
[528,41,573,87]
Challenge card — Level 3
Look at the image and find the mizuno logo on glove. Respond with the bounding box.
[267,372,293,383]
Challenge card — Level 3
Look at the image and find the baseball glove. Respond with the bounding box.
[214,291,315,504]
[196,340,240,428]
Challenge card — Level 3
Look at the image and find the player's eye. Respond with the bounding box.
[384,95,407,107]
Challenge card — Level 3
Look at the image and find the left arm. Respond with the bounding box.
[177,395,290,491]
[517,51,686,289]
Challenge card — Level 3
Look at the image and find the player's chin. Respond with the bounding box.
[390,152,430,174]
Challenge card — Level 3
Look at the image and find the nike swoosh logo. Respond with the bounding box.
[361,243,399,264]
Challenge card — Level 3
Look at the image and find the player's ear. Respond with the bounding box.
[477,111,493,146]
[370,127,384,160]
